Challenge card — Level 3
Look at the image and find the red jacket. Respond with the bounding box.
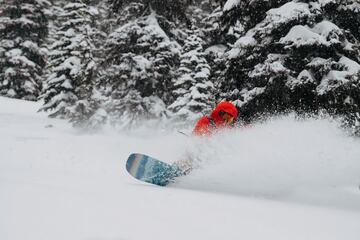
[193,101,238,136]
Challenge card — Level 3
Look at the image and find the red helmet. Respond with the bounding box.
[210,101,238,125]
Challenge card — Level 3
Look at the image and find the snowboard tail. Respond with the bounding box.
[126,153,182,186]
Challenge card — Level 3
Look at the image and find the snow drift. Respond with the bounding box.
[2,97,360,240]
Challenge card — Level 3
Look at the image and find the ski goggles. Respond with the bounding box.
[222,112,235,124]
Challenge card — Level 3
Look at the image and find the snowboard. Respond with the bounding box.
[126,153,182,186]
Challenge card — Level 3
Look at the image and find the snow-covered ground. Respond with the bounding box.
[1,96,360,240]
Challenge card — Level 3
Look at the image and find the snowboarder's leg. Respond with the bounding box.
[172,152,194,176]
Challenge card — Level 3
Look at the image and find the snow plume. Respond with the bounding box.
[173,115,360,210]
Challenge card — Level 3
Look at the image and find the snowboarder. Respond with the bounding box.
[193,101,238,136]
[172,101,239,176]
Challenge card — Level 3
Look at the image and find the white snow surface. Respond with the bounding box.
[1,97,360,240]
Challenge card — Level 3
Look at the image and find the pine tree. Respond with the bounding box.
[198,0,241,103]
[109,0,191,27]
[94,11,181,127]
[0,0,49,100]
[40,1,101,123]
[107,0,146,27]
[220,0,360,129]
[169,29,214,121]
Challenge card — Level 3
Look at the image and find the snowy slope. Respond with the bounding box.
[1,97,360,240]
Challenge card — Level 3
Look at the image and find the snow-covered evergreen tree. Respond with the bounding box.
[107,0,147,29]
[220,0,360,129]
[40,1,101,123]
[94,10,181,127]
[199,1,237,102]
[0,0,49,100]
[109,0,191,27]
[186,0,216,29]
[169,29,214,121]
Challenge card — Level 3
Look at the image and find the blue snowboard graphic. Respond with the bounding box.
[126,153,182,186]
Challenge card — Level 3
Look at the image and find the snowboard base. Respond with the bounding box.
[126,153,183,186]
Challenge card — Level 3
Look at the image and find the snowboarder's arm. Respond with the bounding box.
[193,116,212,136]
